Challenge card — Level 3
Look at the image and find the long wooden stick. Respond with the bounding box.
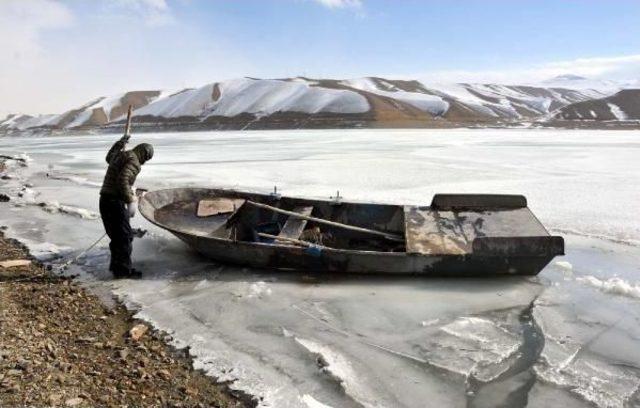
[246,200,404,242]
[124,105,133,136]
[257,232,323,248]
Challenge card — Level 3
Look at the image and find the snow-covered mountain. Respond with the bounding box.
[129,78,369,119]
[1,91,161,131]
[2,76,634,133]
[552,89,640,121]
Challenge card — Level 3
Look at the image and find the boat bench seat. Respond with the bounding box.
[277,206,314,240]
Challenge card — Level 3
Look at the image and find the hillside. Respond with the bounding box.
[2,76,637,134]
[552,89,640,121]
[1,91,161,132]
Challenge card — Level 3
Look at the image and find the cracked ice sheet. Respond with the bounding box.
[109,256,539,407]
[418,315,522,382]
[2,129,640,407]
[532,236,640,408]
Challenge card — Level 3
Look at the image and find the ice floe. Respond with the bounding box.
[576,276,640,300]
[417,316,522,382]
[300,394,333,408]
[26,240,73,261]
[535,354,640,408]
[38,200,99,220]
[294,336,383,408]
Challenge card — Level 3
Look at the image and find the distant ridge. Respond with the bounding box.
[2,76,638,134]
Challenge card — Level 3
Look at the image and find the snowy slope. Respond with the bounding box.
[342,77,449,116]
[342,77,602,120]
[431,83,604,119]
[1,91,162,131]
[132,87,216,118]
[211,78,369,116]
[65,93,142,128]
[552,89,640,121]
[62,91,162,128]
[1,76,632,132]
[133,78,370,119]
[0,113,61,131]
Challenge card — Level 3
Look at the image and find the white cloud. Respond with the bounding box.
[0,0,74,117]
[0,0,255,117]
[411,54,640,85]
[542,55,640,80]
[110,0,174,26]
[312,0,362,9]
[0,0,73,62]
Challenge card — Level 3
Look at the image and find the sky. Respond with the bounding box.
[1,0,640,116]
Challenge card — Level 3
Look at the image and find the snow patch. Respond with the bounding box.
[38,201,100,220]
[16,187,39,203]
[247,281,272,298]
[294,336,382,408]
[420,318,440,327]
[607,103,628,120]
[212,78,369,116]
[135,78,370,119]
[576,276,640,299]
[301,394,333,408]
[555,261,573,270]
[12,153,32,163]
[27,241,73,261]
[13,114,61,130]
[134,85,216,118]
[343,77,449,115]
[1,153,31,172]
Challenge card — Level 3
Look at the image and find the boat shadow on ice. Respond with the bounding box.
[133,231,544,289]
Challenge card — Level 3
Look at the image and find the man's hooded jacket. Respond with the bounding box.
[100,141,154,203]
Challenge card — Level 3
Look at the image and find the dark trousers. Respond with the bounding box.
[99,195,132,276]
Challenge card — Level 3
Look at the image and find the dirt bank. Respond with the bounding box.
[0,231,251,407]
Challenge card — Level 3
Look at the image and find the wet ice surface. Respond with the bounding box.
[1,129,640,407]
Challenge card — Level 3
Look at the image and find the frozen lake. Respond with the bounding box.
[1,129,640,407]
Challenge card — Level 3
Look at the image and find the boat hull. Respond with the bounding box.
[140,188,563,276]
[169,226,554,276]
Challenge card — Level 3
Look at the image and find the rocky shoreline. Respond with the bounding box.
[0,232,251,407]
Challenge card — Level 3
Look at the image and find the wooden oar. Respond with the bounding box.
[246,200,404,242]
[117,105,134,154]
[124,104,133,137]
[256,232,324,248]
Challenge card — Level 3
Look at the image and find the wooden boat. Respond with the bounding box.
[139,188,564,276]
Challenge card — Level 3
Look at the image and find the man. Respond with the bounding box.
[99,134,154,278]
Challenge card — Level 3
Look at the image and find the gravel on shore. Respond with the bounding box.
[0,231,251,407]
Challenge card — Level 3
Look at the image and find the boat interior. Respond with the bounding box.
[141,188,559,256]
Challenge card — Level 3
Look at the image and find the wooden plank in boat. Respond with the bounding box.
[277,206,314,240]
[404,206,470,255]
[197,198,245,217]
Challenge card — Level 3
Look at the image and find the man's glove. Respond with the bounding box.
[119,134,131,144]
[127,202,137,218]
